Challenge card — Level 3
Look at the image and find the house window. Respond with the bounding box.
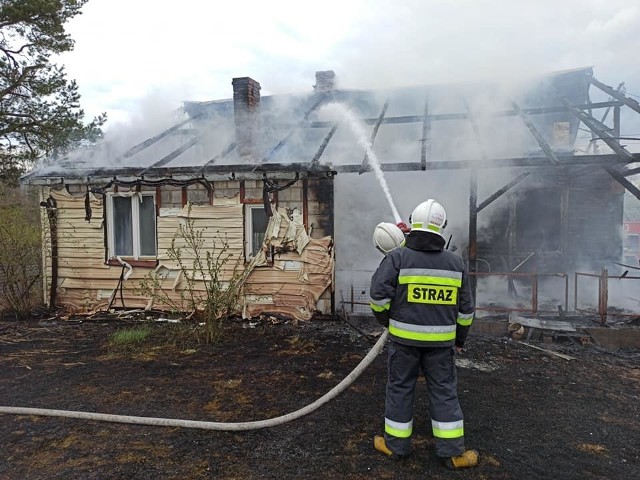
[106,193,157,259]
[245,205,269,259]
[515,188,562,253]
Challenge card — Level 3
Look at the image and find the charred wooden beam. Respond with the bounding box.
[40,196,58,307]
[602,165,640,201]
[310,124,338,165]
[469,167,478,295]
[511,100,560,166]
[137,137,199,176]
[507,202,517,297]
[260,133,294,164]
[333,153,639,173]
[361,100,389,173]
[622,165,640,177]
[462,98,487,297]
[476,172,532,213]
[120,115,201,160]
[595,82,624,126]
[262,93,330,164]
[308,101,622,128]
[302,179,309,231]
[591,78,640,115]
[556,93,633,161]
[587,83,622,153]
[28,155,637,185]
[421,93,431,170]
[197,142,237,173]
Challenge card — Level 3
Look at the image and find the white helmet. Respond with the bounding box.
[410,199,447,237]
[373,222,405,254]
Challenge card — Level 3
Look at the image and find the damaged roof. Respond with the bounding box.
[24,66,637,185]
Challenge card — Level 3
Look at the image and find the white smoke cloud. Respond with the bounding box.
[50,0,640,315]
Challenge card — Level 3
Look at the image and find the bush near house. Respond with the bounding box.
[138,208,249,343]
[0,186,43,318]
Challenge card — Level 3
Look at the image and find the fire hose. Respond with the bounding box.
[0,330,388,431]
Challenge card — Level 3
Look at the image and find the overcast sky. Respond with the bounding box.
[60,0,640,129]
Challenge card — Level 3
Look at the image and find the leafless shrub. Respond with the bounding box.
[0,186,43,318]
[138,205,249,343]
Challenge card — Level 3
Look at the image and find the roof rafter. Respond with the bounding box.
[333,153,639,173]
[555,92,633,161]
[421,92,431,170]
[557,89,640,201]
[511,100,560,166]
[261,92,330,165]
[137,137,199,176]
[120,114,201,161]
[310,124,338,166]
[360,100,389,173]
[308,101,622,129]
[476,172,532,213]
[591,78,640,115]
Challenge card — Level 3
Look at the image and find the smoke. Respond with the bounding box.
[46,0,640,313]
[319,102,402,223]
[316,80,559,296]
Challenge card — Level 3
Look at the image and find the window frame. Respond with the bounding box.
[244,204,269,261]
[105,192,158,261]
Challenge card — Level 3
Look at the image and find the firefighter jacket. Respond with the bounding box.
[369,230,475,348]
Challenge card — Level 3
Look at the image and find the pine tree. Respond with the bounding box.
[0,0,106,184]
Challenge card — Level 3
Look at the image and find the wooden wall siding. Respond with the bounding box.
[39,177,335,318]
[43,188,106,310]
[41,188,247,312]
[242,207,334,321]
[125,201,246,311]
[39,188,52,304]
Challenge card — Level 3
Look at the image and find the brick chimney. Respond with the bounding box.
[314,70,336,92]
[232,77,261,160]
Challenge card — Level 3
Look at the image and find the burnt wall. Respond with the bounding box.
[565,168,624,271]
[305,177,334,239]
[476,166,624,274]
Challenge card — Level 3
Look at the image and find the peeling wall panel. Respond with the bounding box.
[39,176,336,319]
[242,205,334,320]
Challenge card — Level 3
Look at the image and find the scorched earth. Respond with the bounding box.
[0,314,639,480]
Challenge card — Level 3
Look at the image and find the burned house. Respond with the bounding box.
[22,67,640,318]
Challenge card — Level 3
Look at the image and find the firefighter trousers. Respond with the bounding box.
[383,341,465,457]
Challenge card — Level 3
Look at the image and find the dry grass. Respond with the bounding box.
[576,443,608,455]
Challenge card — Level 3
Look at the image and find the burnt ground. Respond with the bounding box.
[0,314,639,480]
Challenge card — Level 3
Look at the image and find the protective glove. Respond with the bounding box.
[396,221,410,234]
[373,311,390,328]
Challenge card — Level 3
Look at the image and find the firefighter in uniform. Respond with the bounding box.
[370,199,478,469]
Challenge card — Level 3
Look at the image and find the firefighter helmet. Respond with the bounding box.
[373,222,405,254]
[410,199,447,237]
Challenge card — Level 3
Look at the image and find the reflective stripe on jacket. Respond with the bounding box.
[370,231,475,348]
